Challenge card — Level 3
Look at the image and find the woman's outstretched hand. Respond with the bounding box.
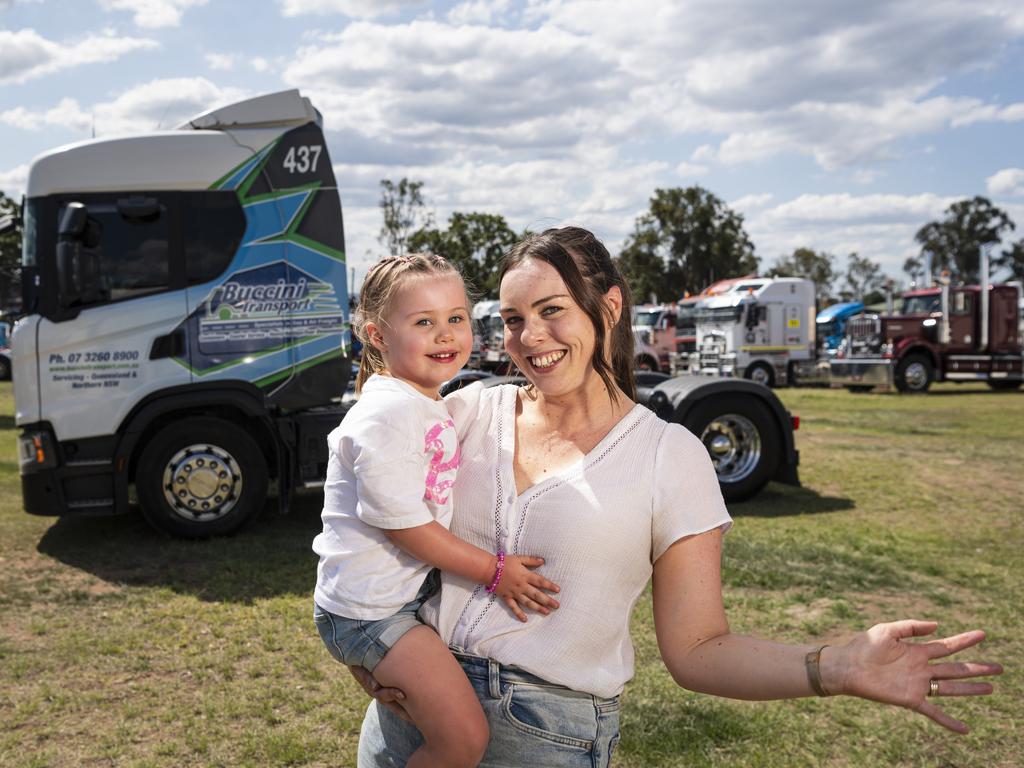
[495,555,561,622]
[827,620,1003,733]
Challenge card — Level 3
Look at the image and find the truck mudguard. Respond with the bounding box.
[653,375,800,485]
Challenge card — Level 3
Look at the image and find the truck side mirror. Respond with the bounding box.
[56,202,104,310]
[744,303,760,329]
[59,202,88,239]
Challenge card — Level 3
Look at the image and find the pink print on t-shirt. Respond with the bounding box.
[424,419,460,504]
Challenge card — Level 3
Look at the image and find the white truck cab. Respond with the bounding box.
[693,277,817,387]
[13,90,352,537]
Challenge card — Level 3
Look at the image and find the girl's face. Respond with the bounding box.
[500,258,619,399]
[367,273,472,399]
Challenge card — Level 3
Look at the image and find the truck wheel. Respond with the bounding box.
[636,355,658,371]
[136,417,268,538]
[894,355,933,393]
[987,380,1021,391]
[744,362,775,388]
[683,394,780,503]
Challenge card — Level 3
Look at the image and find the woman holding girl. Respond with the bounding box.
[353,228,1001,767]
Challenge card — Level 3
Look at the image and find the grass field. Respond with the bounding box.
[0,381,1020,767]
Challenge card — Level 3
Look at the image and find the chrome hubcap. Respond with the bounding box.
[700,414,762,483]
[161,443,243,522]
[905,362,928,390]
[749,366,771,386]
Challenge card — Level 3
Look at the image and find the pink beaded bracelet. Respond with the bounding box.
[485,550,506,593]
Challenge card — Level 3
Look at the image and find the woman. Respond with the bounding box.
[353,226,1002,766]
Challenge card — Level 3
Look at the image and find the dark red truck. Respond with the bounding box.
[830,279,1023,393]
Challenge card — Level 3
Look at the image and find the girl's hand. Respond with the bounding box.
[495,555,561,622]
[825,620,1003,733]
[347,665,412,723]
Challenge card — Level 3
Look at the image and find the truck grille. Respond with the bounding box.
[699,335,726,368]
[846,315,880,339]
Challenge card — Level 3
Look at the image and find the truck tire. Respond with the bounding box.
[136,417,268,538]
[987,379,1021,391]
[744,362,775,388]
[894,354,933,393]
[683,394,780,503]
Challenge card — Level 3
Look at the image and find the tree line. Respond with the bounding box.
[376,180,1024,307]
[1,183,1022,313]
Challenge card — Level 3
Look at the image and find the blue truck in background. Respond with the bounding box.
[816,301,865,357]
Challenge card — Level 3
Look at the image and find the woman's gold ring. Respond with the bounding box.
[928,679,940,697]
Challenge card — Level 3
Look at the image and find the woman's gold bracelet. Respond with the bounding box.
[805,644,832,697]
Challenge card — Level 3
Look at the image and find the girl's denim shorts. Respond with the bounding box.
[313,569,439,673]
[358,651,622,767]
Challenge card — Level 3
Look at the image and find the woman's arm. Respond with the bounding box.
[385,522,560,620]
[652,528,1002,732]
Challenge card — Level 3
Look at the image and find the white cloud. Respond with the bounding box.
[0,28,158,85]
[205,52,236,71]
[987,168,1024,197]
[1,79,248,136]
[98,0,208,29]
[0,97,91,132]
[675,161,708,177]
[731,193,774,211]
[278,0,426,19]
[447,0,514,25]
[746,192,959,274]
[283,19,631,154]
[0,163,30,199]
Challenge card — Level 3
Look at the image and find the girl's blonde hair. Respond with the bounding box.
[353,253,464,392]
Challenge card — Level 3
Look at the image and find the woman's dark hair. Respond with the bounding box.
[499,226,636,402]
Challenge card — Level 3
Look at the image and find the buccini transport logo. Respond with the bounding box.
[198,261,345,345]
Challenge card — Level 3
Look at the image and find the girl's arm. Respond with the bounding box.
[385,522,560,621]
[652,527,1002,733]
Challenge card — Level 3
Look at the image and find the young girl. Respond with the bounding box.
[313,253,561,767]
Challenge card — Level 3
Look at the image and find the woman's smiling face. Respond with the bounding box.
[500,257,601,397]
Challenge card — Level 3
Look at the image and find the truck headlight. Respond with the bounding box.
[19,430,58,473]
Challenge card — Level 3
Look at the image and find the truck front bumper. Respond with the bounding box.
[829,359,894,389]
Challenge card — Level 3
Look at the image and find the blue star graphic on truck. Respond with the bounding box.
[169,119,351,388]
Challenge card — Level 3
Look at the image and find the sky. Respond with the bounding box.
[2,0,1024,293]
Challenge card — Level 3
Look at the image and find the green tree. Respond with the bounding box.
[618,186,758,302]
[767,247,835,302]
[914,196,1015,282]
[902,255,925,286]
[0,192,22,309]
[841,252,886,303]
[378,178,432,256]
[994,239,1024,283]
[408,211,520,297]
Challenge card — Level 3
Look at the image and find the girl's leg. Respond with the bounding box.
[371,625,489,768]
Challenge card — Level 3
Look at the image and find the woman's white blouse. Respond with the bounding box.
[422,384,732,698]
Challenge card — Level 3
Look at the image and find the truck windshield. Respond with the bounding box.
[900,294,941,314]
[21,198,39,268]
[633,310,661,327]
[675,306,697,329]
[693,305,743,324]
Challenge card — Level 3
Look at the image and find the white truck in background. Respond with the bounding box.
[692,277,820,387]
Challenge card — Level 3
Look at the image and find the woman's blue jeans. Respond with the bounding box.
[357,651,621,767]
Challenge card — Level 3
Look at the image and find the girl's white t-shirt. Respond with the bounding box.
[421,383,732,699]
[313,374,460,620]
